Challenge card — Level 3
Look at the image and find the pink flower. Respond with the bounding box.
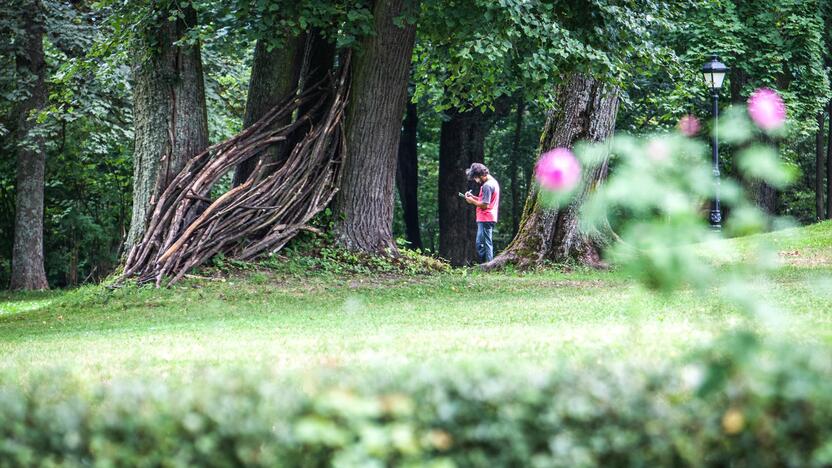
[535,148,581,192]
[747,88,786,131]
[678,115,700,137]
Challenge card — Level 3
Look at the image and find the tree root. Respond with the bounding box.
[120,57,351,286]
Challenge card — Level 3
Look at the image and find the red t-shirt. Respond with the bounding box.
[476,177,500,223]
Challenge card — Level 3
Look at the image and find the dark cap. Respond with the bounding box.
[465,163,489,180]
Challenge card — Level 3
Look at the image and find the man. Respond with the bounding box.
[464,163,500,263]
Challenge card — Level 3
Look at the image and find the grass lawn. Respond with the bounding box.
[2,222,831,384]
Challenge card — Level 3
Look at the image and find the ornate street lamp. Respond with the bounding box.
[702,54,729,230]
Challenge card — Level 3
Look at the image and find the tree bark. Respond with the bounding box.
[231,35,306,187]
[730,68,779,217]
[729,67,748,104]
[817,111,826,220]
[509,98,526,236]
[298,29,336,116]
[125,4,209,252]
[754,183,778,216]
[288,29,337,152]
[333,0,418,253]
[9,0,48,290]
[438,108,494,266]
[396,100,422,249]
[484,73,619,270]
[827,102,832,219]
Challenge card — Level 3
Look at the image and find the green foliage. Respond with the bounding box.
[0,1,133,287]
[208,0,373,50]
[414,0,673,112]
[714,1,828,132]
[264,224,449,278]
[193,208,448,278]
[580,108,792,294]
[1,335,831,466]
[620,0,830,134]
[580,133,716,291]
[201,38,250,143]
[618,0,831,224]
[0,0,256,287]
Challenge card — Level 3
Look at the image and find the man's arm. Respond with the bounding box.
[466,184,492,209]
[465,194,488,208]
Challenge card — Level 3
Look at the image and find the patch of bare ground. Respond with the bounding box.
[778,249,832,267]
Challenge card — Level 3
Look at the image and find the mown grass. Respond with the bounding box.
[721,219,832,266]
[1,223,831,384]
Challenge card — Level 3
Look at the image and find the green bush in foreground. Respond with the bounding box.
[1,333,831,467]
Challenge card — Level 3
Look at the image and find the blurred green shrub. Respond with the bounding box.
[2,336,831,467]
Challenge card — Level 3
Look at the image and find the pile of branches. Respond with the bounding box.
[121,60,350,286]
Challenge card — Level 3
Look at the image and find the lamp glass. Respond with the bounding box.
[702,71,712,89]
[711,70,726,89]
[702,71,726,91]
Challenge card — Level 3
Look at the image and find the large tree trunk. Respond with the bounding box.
[9,0,48,290]
[333,0,418,253]
[231,35,306,187]
[484,73,619,270]
[125,4,209,252]
[509,98,526,236]
[396,100,422,249]
[438,108,493,266]
[817,111,826,220]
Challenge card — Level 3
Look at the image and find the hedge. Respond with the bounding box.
[1,333,832,467]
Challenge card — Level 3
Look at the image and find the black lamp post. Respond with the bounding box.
[702,54,729,230]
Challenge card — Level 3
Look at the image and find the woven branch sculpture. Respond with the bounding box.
[121,60,350,286]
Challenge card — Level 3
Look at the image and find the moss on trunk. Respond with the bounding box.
[485,73,619,270]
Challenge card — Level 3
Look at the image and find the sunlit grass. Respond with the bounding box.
[709,219,832,267]
[1,223,831,384]
[0,295,54,317]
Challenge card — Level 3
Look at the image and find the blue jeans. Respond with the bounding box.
[476,222,495,263]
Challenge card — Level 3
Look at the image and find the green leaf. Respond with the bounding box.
[736,145,797,189]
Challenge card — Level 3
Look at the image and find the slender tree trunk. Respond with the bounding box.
[396,100,422,249]
[729,68,748,104]
[817,111,826,220]
[756,75,793,217]
[749,127,779,217]
[827,102,832,219]
[438,108,493,266]
[484,73,619,270]
[10,0,48,290]
[522,163,532,202]
[231,35,306,187]
[333,0,418,253]
[125,4,209,252]
[509,98,525,236]
[68,238,78,287]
